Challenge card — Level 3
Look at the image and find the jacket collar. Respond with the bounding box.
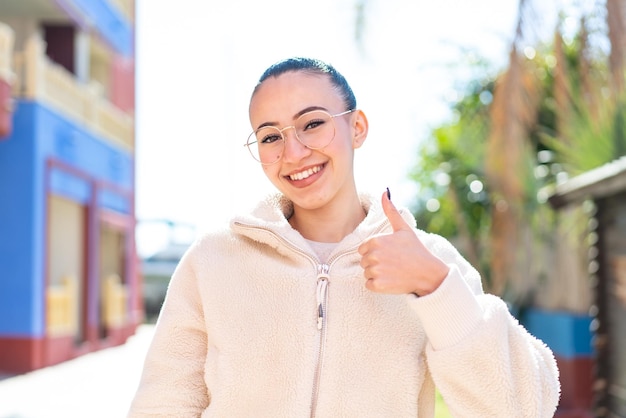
[230,193,416,257]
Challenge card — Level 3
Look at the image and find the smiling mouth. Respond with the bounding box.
[287,164,324,181]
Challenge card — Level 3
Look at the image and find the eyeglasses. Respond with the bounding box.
[244,109,355,165]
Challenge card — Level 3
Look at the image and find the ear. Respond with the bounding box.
[352,109,369,149]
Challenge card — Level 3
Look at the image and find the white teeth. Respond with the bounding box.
[289,165,322,181]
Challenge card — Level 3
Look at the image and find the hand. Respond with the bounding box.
[357,191,450,296]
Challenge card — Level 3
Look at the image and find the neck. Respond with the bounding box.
[288,193,366,243]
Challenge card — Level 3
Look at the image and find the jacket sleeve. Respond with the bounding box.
[127,244,210,417]
[410,232,561,418]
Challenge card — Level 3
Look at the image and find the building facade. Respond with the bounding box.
[0,0,138,374]
[550,157,626,417]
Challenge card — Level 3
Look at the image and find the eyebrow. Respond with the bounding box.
[255,105,329,130]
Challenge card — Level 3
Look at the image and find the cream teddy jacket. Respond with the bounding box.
[128,193,560,417]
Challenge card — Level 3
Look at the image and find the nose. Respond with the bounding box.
[281,127,310,163]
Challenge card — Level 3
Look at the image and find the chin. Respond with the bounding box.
[291,192,332,211]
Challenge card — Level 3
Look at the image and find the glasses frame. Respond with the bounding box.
[244,109,356,165]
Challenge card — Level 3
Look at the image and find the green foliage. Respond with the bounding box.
[542,97,626,175]
[410,76,493,276]
[435,390,452,418]
[406,3,625,301]
[411,81,492,222]
[533,16,625,176]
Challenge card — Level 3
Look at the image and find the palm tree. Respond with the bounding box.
[354,0,625,299]
[484,0,544,297]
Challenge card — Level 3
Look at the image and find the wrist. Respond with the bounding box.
[414,263,449,296]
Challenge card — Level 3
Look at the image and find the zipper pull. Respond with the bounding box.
[317,304,324,330]
[316,264,330,330]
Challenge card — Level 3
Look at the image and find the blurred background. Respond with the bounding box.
[1,0,625,417]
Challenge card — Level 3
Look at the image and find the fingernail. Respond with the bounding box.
[386,187,391,201]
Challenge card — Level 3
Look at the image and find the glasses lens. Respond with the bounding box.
[295,110,335,149]
[247,127,284,164]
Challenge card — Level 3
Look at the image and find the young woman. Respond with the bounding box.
[128,57,560,417]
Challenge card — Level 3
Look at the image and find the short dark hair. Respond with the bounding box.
[253,57,357,110]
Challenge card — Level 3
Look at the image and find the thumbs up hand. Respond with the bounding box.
[357,190,450,296]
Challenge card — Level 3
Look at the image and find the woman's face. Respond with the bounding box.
[248,71,367,211]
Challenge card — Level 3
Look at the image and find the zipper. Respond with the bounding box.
[232,220,391,417]
[309,246,369,418]
[310,263,330,418]
[316,264,330,330]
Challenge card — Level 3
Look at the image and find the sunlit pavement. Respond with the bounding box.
[0,324,154,418]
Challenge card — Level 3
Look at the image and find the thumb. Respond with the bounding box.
[382,188,411,232]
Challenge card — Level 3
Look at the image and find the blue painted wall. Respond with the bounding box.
[0,100,134,337]
[523,308,593,359]
[0,102,41,337]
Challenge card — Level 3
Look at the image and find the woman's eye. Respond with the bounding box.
[304,119,325,131]
[261,134,282,144]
